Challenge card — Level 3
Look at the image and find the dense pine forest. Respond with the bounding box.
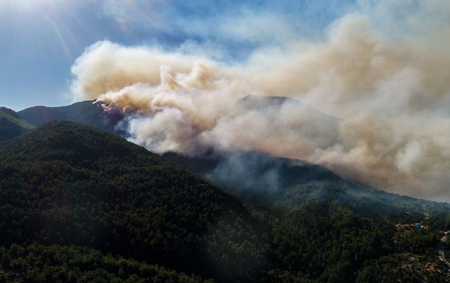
[1,121,450,282]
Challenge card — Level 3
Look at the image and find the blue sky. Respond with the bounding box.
[0,0,356,111]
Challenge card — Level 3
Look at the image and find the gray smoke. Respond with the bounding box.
[70,1,450,201]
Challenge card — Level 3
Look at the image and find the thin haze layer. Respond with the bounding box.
[71,0,450,201]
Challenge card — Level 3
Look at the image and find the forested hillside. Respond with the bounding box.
[0,107,34,142]
[165,151,450,282]
[1,121,450,282]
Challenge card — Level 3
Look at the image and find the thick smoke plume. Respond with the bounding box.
[71,1,450,201]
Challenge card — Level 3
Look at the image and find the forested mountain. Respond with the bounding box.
[1,121,450,282]
[18,101,124,133]
[0,121,265,282]
[0,107,35,142]
[164,150,450,282]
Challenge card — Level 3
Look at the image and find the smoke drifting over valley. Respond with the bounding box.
[71,1,450,201]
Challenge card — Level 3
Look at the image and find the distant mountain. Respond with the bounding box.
[0,106,35,142]
[0,121,265,282]
[18,100,124,133]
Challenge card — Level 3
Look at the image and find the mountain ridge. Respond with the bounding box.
[18,100,124,133]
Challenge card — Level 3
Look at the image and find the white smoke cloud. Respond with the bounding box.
[71,1,450,201]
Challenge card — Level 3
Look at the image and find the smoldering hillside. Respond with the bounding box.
[163,150,346,194]
[69,1,450,201]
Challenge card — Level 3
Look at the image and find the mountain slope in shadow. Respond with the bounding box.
[0,106,35,142]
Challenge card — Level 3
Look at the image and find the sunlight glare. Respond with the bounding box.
[0,0,61,12]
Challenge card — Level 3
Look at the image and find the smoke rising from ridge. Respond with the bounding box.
[71,1,450,201]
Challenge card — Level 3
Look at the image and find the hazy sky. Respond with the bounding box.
[0,0,356,110]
